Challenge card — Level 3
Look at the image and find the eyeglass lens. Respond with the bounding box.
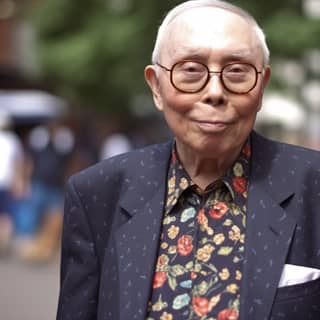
[171,61,258,93]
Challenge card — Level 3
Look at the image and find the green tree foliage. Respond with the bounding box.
[26,0,319,113]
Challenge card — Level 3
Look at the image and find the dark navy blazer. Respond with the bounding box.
[57,131,320,320]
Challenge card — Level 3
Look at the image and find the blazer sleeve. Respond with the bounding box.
[57,176,99,320]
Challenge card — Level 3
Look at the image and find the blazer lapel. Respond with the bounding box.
[114,142,171,320]
[240,132,298,320]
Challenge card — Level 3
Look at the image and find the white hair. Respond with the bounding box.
[151,0,270,66]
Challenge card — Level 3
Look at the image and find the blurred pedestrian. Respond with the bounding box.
[16,120,74,262]
[0,111,24,254]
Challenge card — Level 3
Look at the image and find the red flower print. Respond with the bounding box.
[232,177,247,194]
[153,271,167,288]
[197,208,206,224]
[243,143,251,159]
[192,297,210,317]
[217,308,238,320]
[177,235,193,256]
[209,202,229,219]
[191,271,197,280]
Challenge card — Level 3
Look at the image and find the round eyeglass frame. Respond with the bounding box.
[155,60,263,94]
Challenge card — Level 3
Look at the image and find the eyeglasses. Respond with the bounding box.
[156,60,263,94]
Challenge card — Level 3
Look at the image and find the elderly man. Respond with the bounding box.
[57,1,320,319]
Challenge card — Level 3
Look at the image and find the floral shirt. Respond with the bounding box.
[146,141,251,320]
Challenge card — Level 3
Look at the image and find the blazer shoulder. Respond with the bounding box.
[251,131,320,214]
[68,141,172,189]
[252,131,320,170]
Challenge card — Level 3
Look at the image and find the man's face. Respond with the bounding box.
[145,7,271,158]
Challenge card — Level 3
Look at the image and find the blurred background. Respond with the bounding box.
[0,0,319,319]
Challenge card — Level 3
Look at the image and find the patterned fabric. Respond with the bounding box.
[147,141,251,320]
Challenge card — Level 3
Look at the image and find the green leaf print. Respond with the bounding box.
[217,246,233,255]
[168,275,178,291]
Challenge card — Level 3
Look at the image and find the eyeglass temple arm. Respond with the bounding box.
[155,62,171,72]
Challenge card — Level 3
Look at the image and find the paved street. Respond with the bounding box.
[0,253,60,320]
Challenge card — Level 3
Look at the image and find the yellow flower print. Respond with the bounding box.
[196,244,214,262]
[219,268,230,280]
[223,219,233,226]
[209,294,221,309]
[168,225,179,239]
[151,295,168,311]
[179,177,189,190]
[200,270,208,276]
[236,270,242,281]
[233,162,244,177]
[200,237,208,245]
[206,227,214,236]
[168,245,177,254]
[229,225,241,241]
[160,312,173,320]
[213,233,225,245]
[197,209,208,228]
[166,195,175,207]
[226,283,239,294]
[156,254,169,269]
[168,176,175,193]
[233,256,240,263]
[186,261,193,270]
[160,242,168,250]
[197,211,214,235]
[230,204,240,216]
[163,215,176,225]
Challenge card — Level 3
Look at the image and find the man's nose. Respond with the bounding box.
[203,73,225,105]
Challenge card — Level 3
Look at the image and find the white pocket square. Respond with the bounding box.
[278,264,320,288]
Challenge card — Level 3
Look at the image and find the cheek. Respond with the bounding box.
[233,92,263,118]
[160,90,199,118]
[160,96,196,137]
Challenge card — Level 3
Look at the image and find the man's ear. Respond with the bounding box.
[144,65,164,111]
[262,65,271,90]
[257,65,271,112]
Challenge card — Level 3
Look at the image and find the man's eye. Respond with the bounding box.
[184,67,198,73]
[182,65,202,73]
[227,67,246,74]
[225,64,250,74]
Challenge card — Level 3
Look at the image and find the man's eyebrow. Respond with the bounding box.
[222,50,254,61]
[173,49,207,61]
[180,54,207,61]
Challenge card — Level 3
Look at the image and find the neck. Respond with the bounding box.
[176,142,243,190]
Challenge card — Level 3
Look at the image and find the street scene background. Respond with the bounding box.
[0,0,319,319]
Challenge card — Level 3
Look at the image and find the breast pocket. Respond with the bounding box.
[270,277,320,320]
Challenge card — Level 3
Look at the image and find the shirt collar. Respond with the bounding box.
[165,137,251,215]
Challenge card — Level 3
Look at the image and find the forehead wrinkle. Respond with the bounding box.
[176,47,256,60]
[164,41,260,66]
